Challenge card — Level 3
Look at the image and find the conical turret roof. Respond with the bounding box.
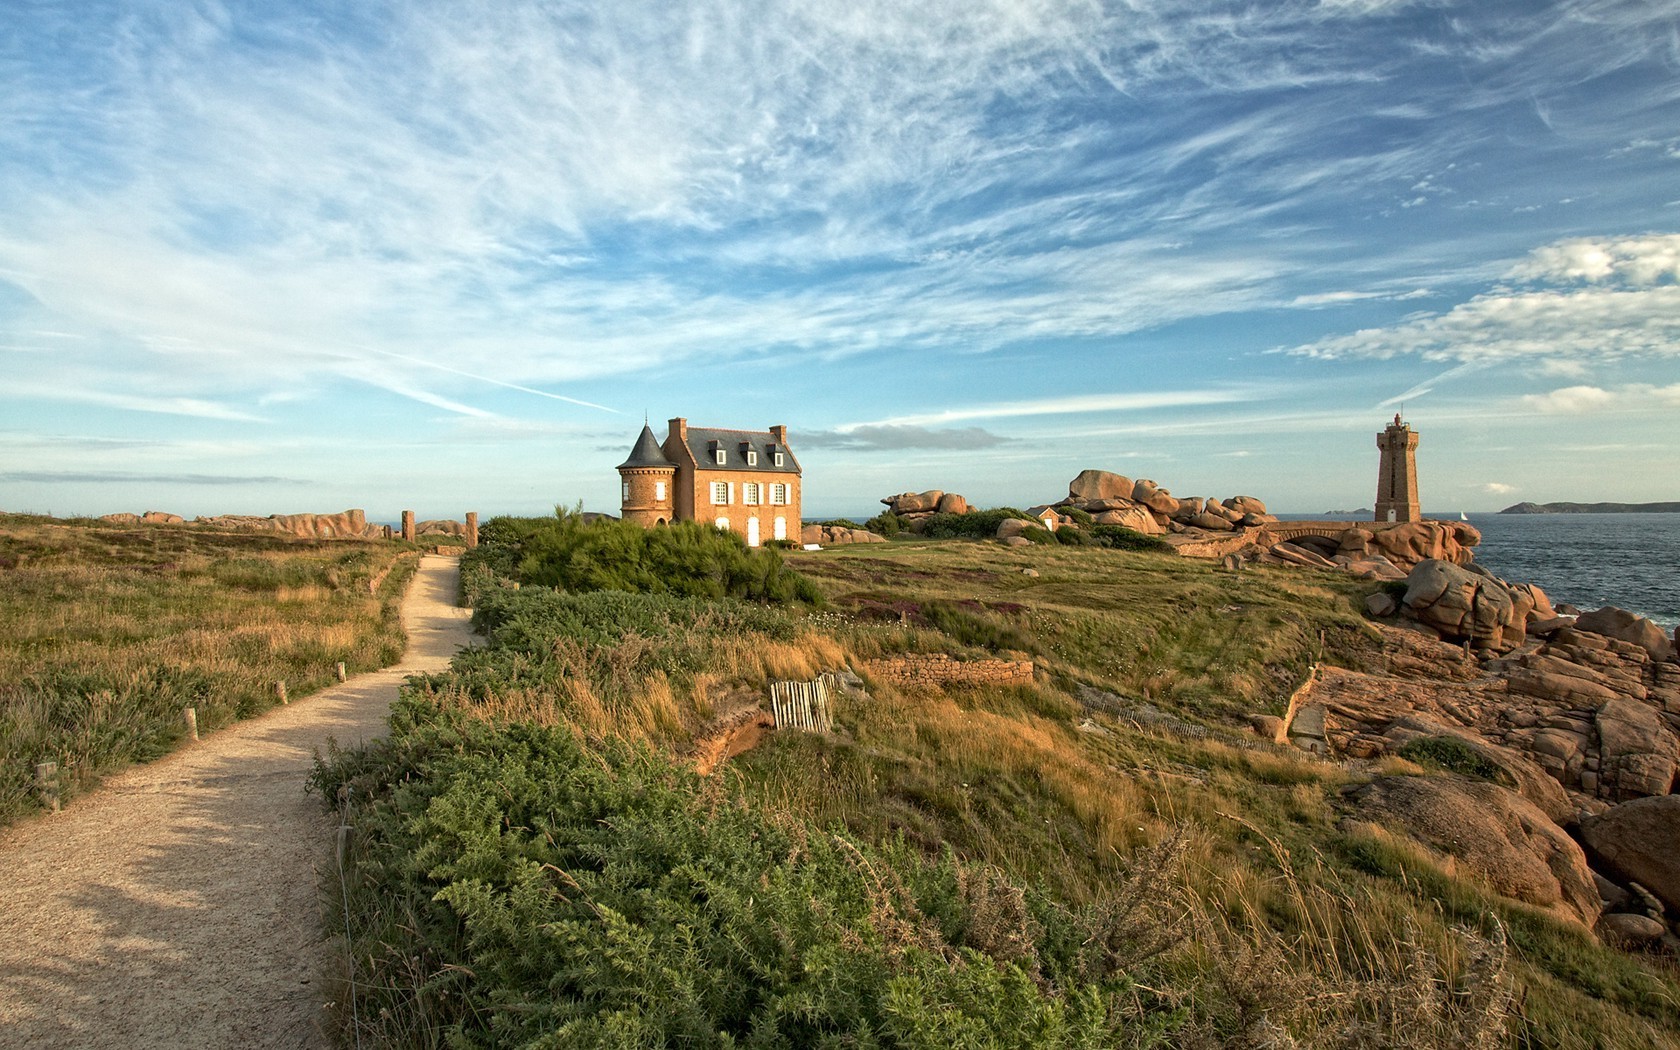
[617,424,674,470]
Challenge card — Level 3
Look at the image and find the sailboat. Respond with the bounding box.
[1459,511,1469,521]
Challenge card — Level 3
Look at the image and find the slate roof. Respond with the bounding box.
[617,424,675,469]
[683,426,801,474]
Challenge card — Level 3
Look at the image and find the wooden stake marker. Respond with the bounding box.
[275,680,289,704]
[34,761,60,813]
[335,662,347,682]
[183,706,199,741]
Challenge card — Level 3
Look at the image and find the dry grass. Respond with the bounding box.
[0,515,418,823]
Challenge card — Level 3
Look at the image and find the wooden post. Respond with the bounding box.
[401,510,416,543]
[465,512,479,549]
[34,761,59,812]
[335,662,347,682]
[275,680,288,704]
[183,706,199,741]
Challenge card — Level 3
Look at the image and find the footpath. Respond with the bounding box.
[0,553,474,1049]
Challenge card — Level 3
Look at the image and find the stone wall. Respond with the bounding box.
[863,653,1034,688]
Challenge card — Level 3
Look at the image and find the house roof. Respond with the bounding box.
[617,425,675,470]
[683,426,801,474]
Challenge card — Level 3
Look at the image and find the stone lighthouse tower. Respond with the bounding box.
[1374,414,1421,523]
[617,424,676,526]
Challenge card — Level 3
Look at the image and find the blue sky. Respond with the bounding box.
[2,0,1678,521]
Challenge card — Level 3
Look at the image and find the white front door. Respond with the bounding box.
[747,517,760,547]
[773,516,786,541]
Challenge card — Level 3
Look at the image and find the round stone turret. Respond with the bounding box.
[617,424,676,526]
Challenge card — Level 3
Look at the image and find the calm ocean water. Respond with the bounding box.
[828,508,1680,632]
[1463,513,1680,632]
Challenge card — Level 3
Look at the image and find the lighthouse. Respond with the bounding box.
[1374,414,1420,523]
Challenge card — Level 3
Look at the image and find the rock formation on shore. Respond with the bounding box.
[801,522,886,546]
[195,509,385,539]
[878,489,971,521]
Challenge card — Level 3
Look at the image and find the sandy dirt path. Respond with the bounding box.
[0,553,474,1050]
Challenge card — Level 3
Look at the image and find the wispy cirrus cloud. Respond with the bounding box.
[796,425,1011,452]
[0,471,297,485]
[845,389,1256,430]
[6,0,1673,420]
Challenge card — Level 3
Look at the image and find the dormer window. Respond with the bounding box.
[714,448,726,465]
[746,450,758,466]
[774,452,784,467]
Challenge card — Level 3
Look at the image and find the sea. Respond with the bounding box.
[823,508,1680,632]
[1283,512,1679,632]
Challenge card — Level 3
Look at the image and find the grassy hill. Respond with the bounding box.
[300,515,1679,1046]
[0,513,419,824]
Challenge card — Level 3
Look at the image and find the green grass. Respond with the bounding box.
[313,530,1680,1048]
[0,513,419,825]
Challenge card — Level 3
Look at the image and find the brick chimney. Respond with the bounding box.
[769,424,787,446]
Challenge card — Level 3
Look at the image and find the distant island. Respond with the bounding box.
[1500,501,1680,514]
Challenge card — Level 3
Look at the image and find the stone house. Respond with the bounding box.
[617,417,802,547]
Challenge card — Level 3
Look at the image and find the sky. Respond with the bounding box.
[2,0,1678,521]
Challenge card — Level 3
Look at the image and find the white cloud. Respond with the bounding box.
[1519,383,1680,415]
[1508,234,1680,285]
[1481,481,1516,494]
[846,389,1255,429]
[1283,233,1680,366]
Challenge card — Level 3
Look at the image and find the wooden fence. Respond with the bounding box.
[769,674,837,733]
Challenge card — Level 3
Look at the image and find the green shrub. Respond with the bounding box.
[1089,526,1173,553]
[1396,736,1509,784]
[1053,528,1095,547]
[1061,506,1095,527]
[471,511,821,605]
[313,707,1161,1048]
[922,507,1035,540]
[864,511,907,536]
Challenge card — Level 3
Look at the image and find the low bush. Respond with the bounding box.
[1396,736,1508,784]
[313,706,1172,1048]
[1090,526,1173,553]
[864,511,907,537]
[470,510,821,605]
[921,507,1035,540]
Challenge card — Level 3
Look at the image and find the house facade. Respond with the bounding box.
[616,417,802,547]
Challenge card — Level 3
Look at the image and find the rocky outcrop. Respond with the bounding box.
[416,519,466,537]
[802,523,886,546]
[99,511,184,525]
[1581,795,1680,913]
[1067,469,1134,503]
[196,509,382,540]
[1056,471,1276,538]
[1284,620,1680,811]
[1576,607,1676,664]
[1349,775,1600,926]
[1402,559,1533,652]
[880,490,952,516]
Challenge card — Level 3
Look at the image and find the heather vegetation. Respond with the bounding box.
[316,525,1680,1048]
[0,513,417,825]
